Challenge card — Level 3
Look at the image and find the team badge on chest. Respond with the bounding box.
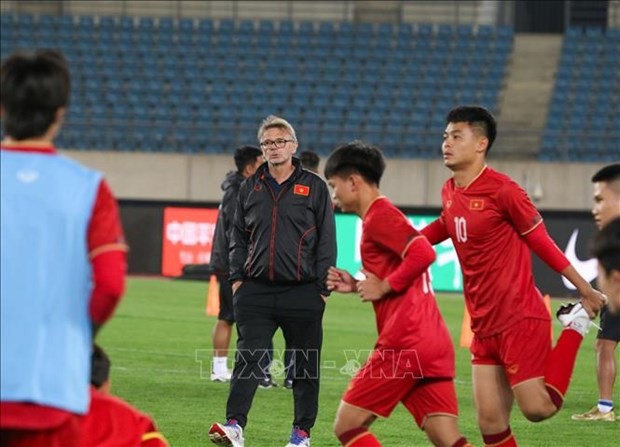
[294,184,310,196]
[469,199,485,210]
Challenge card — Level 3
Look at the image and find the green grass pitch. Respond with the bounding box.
[97,278,618,446]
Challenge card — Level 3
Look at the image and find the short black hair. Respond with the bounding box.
[300,150,320,173]
[91,344,111,388]
[233,145,262,173]
[0,49,71,140]
[324,140,385,186]
[445,105,497,152]
[591,216,620,274]
[591,163,620,183]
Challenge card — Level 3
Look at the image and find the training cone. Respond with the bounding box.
[459,305,474,348]
[205,275,220,317]
[543,294,554,340]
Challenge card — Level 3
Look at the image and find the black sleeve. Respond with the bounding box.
[313,180,337,296]
[229,182,249,282]
[220,184,239,245]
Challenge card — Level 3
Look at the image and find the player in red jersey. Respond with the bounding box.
[324,142,472,447]
[421,106,607,447]
[80,345,169,447]
[1,50,126,447]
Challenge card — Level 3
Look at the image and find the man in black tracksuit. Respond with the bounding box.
[209,115,336,447]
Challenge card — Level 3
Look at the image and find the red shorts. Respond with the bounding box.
[342,349,458,428]
[0,414,81,447]
[471,318,552,387]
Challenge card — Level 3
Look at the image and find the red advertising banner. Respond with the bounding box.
[161,207,219,277]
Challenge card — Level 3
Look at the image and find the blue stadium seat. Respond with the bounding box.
[318,21,334,35]
[497,25,514,40]
[356,22,373,36]
[298,21,314,35]
[258,20,274,34]
[1,14,13,28]
[178,17,193,33]
[376,23,393,38]
[279,20,294,36]
[219,18,235,33]
[198,18,213,34]
[16,13,34,27]
[584,26,603,37]
[239,20,254,33]
[137,16,153,31]
[338,22,354,36]
[415,23,433,38]
[118,16,134,31]
[157,17,173,31]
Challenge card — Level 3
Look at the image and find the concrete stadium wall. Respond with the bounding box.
[63,150,607,211]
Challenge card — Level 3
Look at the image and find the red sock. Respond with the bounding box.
[452,437,474,447]
[483,427,517,446]
[338,427,382,446]
[544,328,583,409]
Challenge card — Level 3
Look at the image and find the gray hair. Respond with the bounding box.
[257,115,297,142]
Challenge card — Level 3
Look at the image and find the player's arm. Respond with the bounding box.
[386,236,435,292]
[500,181,606,316]
[524,223,606,316]
[88,180,128,332]
[420,217,450,245]
[357,236,436,301]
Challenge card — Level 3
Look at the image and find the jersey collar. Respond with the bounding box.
[1,144,57,154]
[457,165,488,190]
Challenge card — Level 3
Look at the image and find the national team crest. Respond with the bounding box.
[293,184,310,196]
[469,199,484,210]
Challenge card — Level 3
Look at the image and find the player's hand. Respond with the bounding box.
[232,281,243,294]
[357,269,391,302]
[580,286,607,318]
[326,266,356,293]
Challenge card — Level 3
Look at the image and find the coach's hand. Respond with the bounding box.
[357,269,391,302]
[327,266,356,293]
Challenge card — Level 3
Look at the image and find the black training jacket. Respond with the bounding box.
[210,170,244,276]
[229,159,336,296]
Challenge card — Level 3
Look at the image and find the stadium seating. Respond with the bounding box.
[540,26,619,162]
[0,13,513,158]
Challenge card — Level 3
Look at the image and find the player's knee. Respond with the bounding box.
[333,414,366,437]
[333,419,353,437]
[521,406,555,422]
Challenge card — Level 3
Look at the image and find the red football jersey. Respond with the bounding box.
[362,197,455,378]
[437,166,549,337]
[81,387,168,447]
[0,145,127,429]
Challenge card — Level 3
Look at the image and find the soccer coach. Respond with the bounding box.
[209,115,336,447]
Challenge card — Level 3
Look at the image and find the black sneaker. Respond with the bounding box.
[258,376,278,389]
[283,378,293,390]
